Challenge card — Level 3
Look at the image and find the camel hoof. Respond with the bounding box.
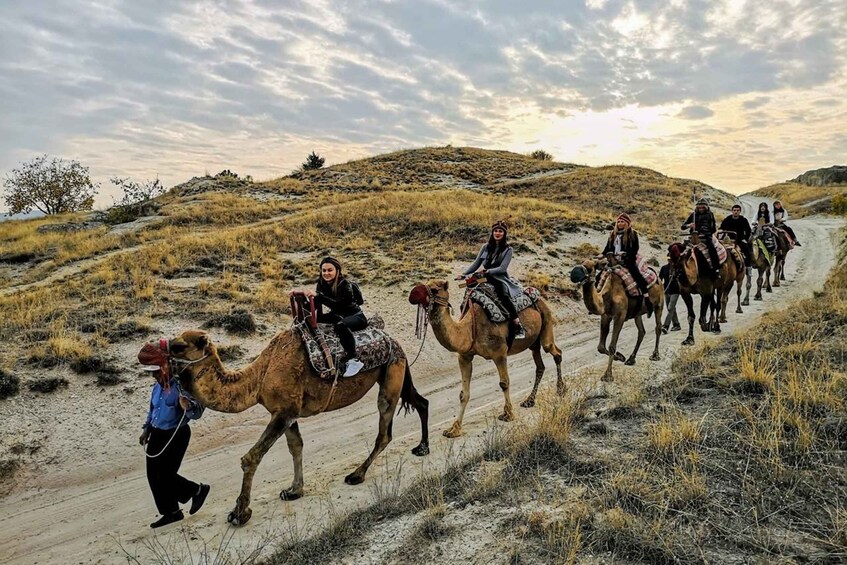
[650,353,660,361]
[498,412,515,422]
[754,296,763,301]
[712,326,722,334]
[741,299,749,306]
[735,307,742,314]
[624,358,636,366]
[280,489,302,501]
[720,317,728,323]
[411,442,430,457]
[344,472,365,486]
[682,337,695,346]
[443,424,463,439]
[601,373,614,383]
[613,352,626,363]
[520,397,536,408]
[227,508,251,526]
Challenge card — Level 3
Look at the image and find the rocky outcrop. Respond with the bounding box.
[36,221,104,234]
[171,171,250,196]
[791,165,847,186]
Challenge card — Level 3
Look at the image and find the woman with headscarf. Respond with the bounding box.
[602,212,654,313]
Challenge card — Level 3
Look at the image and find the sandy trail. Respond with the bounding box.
[0,207,842,564]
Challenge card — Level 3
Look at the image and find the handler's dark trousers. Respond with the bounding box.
[146,425,199,515]
[489,279,520,321]
[663,294,680,329]
[319,311,368,358]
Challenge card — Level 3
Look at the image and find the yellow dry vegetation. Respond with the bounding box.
[754,181,847,217]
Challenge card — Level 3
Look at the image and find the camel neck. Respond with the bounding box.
[429,302,472,354]
[187,352,262,413]
[581,280,603,315]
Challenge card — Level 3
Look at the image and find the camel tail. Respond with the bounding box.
[400,362,424,415]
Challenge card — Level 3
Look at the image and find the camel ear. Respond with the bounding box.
[195,334,208,350]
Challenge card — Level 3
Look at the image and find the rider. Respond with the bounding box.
[682,198,720,279]
[756,202,771,225]
[456,220,527,339]
[602,212,653,315]
[720,204,752,264]
[772,200,801,246]
[295,257,367,377]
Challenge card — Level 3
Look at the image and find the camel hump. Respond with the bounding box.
[464,284,541,323]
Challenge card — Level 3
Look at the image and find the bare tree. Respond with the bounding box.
[3,155,98,215]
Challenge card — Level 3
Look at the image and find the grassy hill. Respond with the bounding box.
[753,181,847,218]
[0,146,733,379]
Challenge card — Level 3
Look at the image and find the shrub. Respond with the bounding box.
[529,149,554,161]
[0,370,20,399]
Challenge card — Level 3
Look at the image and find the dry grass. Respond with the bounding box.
[754,181,847,217]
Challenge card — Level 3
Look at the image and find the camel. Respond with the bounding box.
[668,235,740,344]
[715,236,747,322]
[407,280,562,438]
[742,234,774,304]
[570,257,664,382]
[771,222,792,285]
[166,329,430,526]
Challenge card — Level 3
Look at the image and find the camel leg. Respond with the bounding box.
[698,291,711,332]
[713,288,723,333]
[720,284,730,323]
[650,301,662,361]
[279,422,304,501]
[540,318,565,395]
[681,292,695,346]
[228,414,293,526]
[735,275,743,314]
[755,268,764,300]
[493,356,515,422]
[742,267,751,306]
[345,367,402,485]
[774,258,782,286]
[598,314,611,356]
[521,342,544,408]
[625,315,646,366]
[603,315,625,382]
[444,353,473,438]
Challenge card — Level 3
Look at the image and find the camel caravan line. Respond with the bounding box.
[148,205,798,526]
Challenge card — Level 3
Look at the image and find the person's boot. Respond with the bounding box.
[150,510,184,528]
[513,320,526,339]
[190,484,210,515]
[343,358,364,377]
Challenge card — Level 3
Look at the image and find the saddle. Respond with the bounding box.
[773,224,796,249]
[595,254,658,298]
[290,295,403,379]
[717,234,745,270]
[691,235,727,270]
[461,283,541,323]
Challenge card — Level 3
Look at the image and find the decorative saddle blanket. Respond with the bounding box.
[774,226,796,250]
[294,314,404,379]
[462,284,541,323]
[693,235,727,269]
[758,227,779,253]
[596,254,658,298]
[753,238,774,266]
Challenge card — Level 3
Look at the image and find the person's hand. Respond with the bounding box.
[454,274,464,281]
[139,428,150,446]
[304,289,316,298]
[687,223,696,230]
[179,396,191,411]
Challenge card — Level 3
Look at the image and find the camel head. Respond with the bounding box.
[668,242,686,266]
[570,258,605,286]
[167,330,216,388]
[408,280,450,307]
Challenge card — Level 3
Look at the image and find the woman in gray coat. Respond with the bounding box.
[455,220,526,339]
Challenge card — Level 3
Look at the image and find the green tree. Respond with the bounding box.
[3,155,98,215]
[301,151,326,171]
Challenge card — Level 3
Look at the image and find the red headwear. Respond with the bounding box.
[616,213,632,228]
[138,340,171,389]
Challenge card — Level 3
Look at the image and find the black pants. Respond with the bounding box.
[489,279,520,321]
[146,426,199,515]
[625,258,650,293]
[318,311,368,357]
[702,234,720,270]
[782,225,798,242]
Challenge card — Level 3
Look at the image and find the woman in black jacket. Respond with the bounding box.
[602,213,653,314]
[296,257,367,376]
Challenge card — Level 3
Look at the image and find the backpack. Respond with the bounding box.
[350,281,365,305]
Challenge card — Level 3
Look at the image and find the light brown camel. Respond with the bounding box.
[668,236,740,344]
[166,329,430,526]
[771,222,793,285]
[569,257,664,382]
[407,280,562,438]
[742,234,773,304]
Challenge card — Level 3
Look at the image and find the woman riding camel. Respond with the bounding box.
[772,200,801,246]
[756,202,771,225]
[682,198,720,279]
[456,220,527,339]
[292,256,367,377]
[602,212,654,315]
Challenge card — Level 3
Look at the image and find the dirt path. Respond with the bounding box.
[0,210,842,564]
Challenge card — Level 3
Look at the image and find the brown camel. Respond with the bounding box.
[771,222,792,285]
[668,235,740,344]
[408,280,562,438]
[569,257,664,382]
[742,234,774,303]
[715,235,747,322]
[166,329,430,526]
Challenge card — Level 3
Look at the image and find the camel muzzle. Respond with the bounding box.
[408,285,430,306]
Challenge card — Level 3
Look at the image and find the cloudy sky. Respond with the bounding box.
[1,0,845,206]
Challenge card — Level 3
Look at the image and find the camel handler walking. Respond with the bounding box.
[138,341,210,528]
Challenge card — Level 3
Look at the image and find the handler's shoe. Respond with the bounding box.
[150,510,183,528]
[190,483,210,515]
[343,358,364,377]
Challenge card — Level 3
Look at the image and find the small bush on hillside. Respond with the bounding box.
[529,149,554,161]
[0,459,19,481]
[217,344,246,361]
[204,308,256,335]
[833,194,847,215]
[105,319,152,341]
[0,370,20,399]
[103,177,165,225]
[96,373,123,386]
[28,377,69,393]
[301,151,326,171]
